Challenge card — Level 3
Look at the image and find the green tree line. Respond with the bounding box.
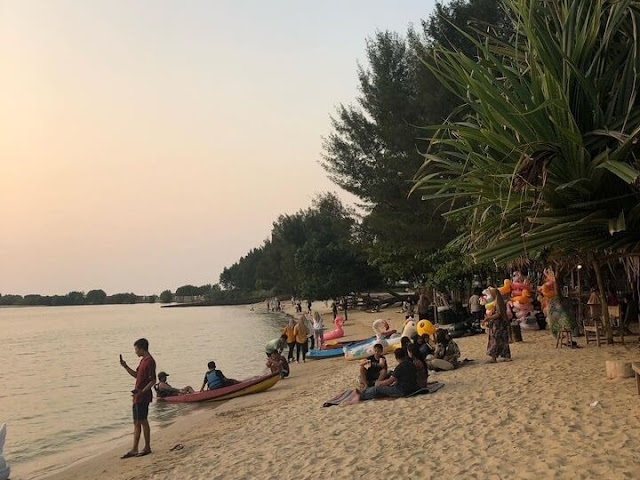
[219,193,383,300]
[0,290,155,306]
[220,0,507,296]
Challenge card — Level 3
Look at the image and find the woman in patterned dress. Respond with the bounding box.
[486,287,512,363]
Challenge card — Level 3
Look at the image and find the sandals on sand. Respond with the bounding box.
[136,450,152,457]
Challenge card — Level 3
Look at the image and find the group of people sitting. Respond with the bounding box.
[154,361,239,398]
[357,329,462,400]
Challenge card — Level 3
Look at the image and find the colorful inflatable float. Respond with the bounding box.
[323,316,345,341]
[308,329,397,360]
[343,319,416,360]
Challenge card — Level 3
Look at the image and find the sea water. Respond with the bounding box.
[0,303,286,479]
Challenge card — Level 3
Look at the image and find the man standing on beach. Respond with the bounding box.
[119,338,156,459]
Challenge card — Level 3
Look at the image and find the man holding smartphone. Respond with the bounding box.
[119,338,156,459]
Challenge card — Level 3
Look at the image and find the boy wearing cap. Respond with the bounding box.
[155,372,195,397]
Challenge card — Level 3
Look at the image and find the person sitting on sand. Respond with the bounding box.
[400,336,411,356]
[265,334,288,356]
[407,344,428,389]
[266,351,290,379]
[200,361,238,392]
[155,372,195,397]
[359,343,388,389]
[416,334,434,358]
[428,329,461,371]
[358,348,417,400]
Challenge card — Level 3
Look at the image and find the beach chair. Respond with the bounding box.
[583,318,604,346]
[556,326,573,348]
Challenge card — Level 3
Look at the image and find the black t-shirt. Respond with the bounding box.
[365,354,386,383]
[392,358,418,395]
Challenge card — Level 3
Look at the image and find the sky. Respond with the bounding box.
[0,0,437,295]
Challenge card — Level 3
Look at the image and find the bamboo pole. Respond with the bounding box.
[593,259,614,344]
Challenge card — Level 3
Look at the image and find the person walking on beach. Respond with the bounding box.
[417,293,430,320]
[341,297,348,322]
[486,287,512,363]
[283,317,296,362]
[312,311,324,350]
[469,288,482,322]
[119,338,156,458]
[293,316,309,363]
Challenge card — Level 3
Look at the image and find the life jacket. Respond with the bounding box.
[206,370,223,390]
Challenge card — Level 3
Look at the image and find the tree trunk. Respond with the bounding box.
[593,259,614,344]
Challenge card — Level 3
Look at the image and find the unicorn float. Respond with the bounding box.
[0,424,9,480]
[323,316,345,341]
[344,318,416,360]
[481,287,497,317]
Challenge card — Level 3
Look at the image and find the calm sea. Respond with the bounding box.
[0,303,287,479]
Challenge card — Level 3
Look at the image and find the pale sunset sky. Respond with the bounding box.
[1,1,437,295]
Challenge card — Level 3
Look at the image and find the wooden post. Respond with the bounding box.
[593,259,613,344]
[605,360,634,379]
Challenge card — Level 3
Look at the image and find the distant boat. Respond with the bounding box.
[156,373,280,403]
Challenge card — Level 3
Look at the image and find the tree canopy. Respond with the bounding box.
[219,193,382,298]
[321,0,507,284]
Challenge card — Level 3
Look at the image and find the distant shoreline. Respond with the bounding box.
[161,300,257,308]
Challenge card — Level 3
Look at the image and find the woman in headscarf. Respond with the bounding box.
[283,316,297,362]
[486,287,512,363]
[293,316,310,363]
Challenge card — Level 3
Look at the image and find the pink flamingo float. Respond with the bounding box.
[323,316,345,341]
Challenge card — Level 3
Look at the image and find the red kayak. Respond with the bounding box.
[156,372,280,403]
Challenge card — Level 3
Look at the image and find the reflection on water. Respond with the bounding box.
[0,304,287,478]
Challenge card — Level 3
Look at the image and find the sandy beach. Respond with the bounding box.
[44,305,640,480]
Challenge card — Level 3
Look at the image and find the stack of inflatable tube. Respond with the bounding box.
[510,271,538,330]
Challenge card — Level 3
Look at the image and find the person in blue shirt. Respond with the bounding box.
[199,361,238,391]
